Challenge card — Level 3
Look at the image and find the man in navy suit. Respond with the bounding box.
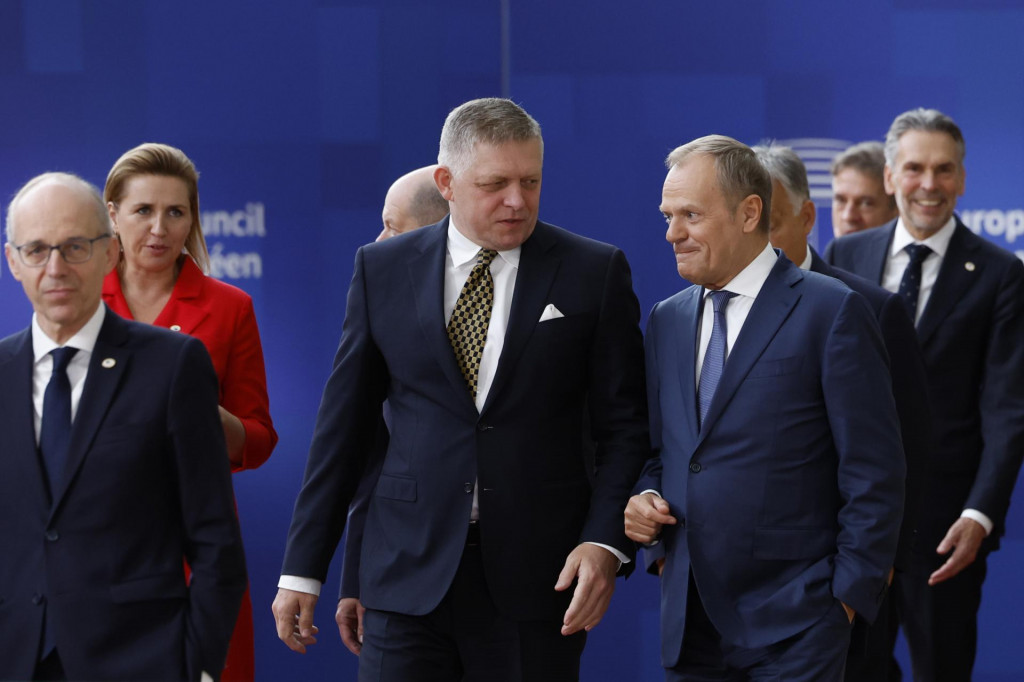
[0,173,246,681]
[273,98,649,681]
[625,135,905,680]
[755,142,931,681]
[825,108,1024,682]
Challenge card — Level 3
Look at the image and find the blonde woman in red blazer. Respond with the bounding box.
[102,143,277,682]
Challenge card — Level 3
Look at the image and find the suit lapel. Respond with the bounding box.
[865,222,898,285]
[153,258,211,334]
[697,257,802,445]
[408,221,479,414]
[671,287,702,440]
[915,221,980,346]
[0,330,51,509]
[51,312,131,514]
[482,223,559,413]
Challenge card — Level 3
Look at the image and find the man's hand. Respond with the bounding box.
[624,492,677,544]
[554,544,619,636]
[272,588,320,654]
[929,517,986,586]
[336,597,366,655]
[656,557,665,577]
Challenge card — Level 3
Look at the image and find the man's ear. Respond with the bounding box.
[800,199,817,237]
[740,194,763,234]
[434,166,454,201]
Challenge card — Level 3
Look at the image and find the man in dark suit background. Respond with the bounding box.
[825,108,1024,682]
[273,98,649,681]
[0,172,246,681]
[625,135,905,680]
[755,142,932,681]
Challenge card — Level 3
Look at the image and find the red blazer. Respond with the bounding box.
[103,257,277,471]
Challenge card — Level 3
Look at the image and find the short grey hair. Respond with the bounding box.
[884,108,965,168]
[753,142,809,216]
[6,171,112,243]
[438,98,543,176]
[666,134,772,233]
[831,141,886,180]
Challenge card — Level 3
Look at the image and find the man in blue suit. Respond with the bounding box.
[825,108,1024,682]
[273,98,649,681]
[0,173,246,681]
[625,135,905,680]
[755,142,932,681]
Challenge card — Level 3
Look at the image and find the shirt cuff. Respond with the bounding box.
[278,575,322,596]
[201,673,214,682]
[960,509,993,536]
[584,541,630,567]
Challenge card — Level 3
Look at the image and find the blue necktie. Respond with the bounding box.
[897,243,932,323]
[698,290,736,427]
[40,346,78,495]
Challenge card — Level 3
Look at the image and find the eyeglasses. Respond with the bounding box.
[9,235,112,267]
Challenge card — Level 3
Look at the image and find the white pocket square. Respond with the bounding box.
[538,304,564,322]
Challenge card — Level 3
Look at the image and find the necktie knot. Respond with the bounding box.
[476,249,498,268]
[905,243,932,265]
[708,289,737,314]
[50,346,78,375]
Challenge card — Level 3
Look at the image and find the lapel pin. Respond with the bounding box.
[101,358,116,369]
[170,324,182,331]
[965,262,976,272]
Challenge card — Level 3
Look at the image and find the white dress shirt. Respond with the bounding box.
[31,304,106,441]
[879,217,992,536]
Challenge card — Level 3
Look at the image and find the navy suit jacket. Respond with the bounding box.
[825,218,1024,566]
[283,219,649,620]
[635,253,905,666]
[0,309,247,682]
[809,248,932,571]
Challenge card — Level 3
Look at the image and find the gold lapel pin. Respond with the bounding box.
[965,262,976,272]
[101,358,116,369]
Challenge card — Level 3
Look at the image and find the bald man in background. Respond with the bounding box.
[377,165,449,241]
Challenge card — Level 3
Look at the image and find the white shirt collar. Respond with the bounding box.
[32,303,106,362]
[705,242,778,300]
[447,220,522,269]
[797,244,813,271]
[890,215,957,259]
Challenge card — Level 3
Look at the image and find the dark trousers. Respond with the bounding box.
[33,649,66,682]
[358,537,585,682]
[895,553,988,682]
[667,576,852,682]
[844,583,901,682]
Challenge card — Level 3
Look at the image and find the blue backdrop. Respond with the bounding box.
[2,1,1022,679]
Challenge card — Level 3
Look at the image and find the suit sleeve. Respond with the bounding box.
[823,291,906,621]
[171,337,247,680]
[338,416,388,600]
[221,295,278,472]
[579,248,651,567]
[282,247,388,582]
[969,257,1024,531]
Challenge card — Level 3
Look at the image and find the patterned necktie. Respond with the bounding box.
[40,346,78,494]
[447,249,498,399]
[898,243,932,323]
[698,290,736,427]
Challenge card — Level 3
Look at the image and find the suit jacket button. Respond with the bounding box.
[464,483,473,493]
[477,422,492,432]
[45,530,59,542]
[689,462,702,473]
[32,593,44,605]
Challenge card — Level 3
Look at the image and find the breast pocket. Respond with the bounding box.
[746,355,803,380]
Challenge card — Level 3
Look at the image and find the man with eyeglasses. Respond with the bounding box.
[0,172,246,682]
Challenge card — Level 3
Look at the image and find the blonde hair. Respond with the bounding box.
[105,142,209,272]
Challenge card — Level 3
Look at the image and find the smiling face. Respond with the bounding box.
[885,130,965,240]
[660,153,765,289]
[436,139,542,251]
[6,180,118,344]
[108,174,192,275]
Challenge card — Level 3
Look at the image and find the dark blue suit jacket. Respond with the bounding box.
[0,309,246,682]
[635,253,905,666]
[825,218,1024,567]
[809,248,932,572]
[283,219,649,620]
